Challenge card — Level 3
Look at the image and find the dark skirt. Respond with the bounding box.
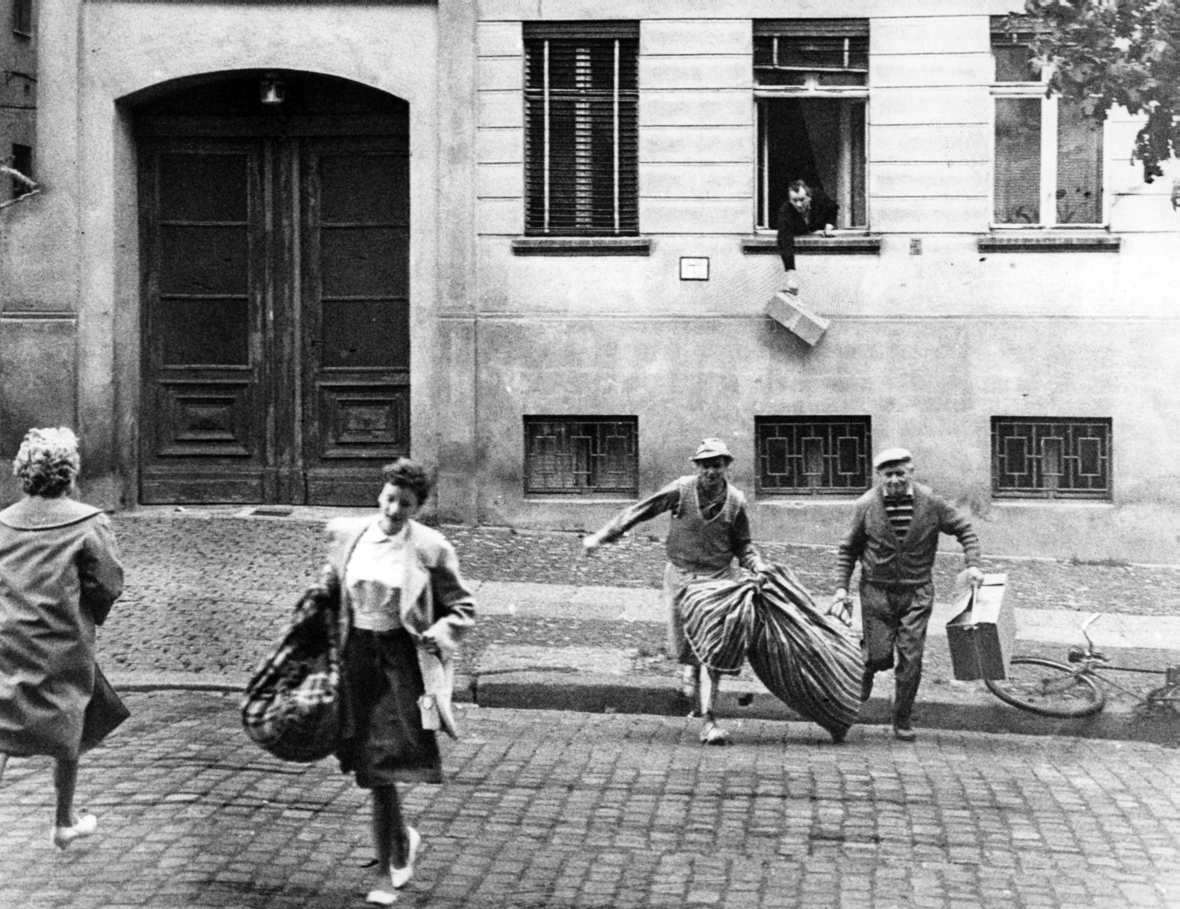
[336,628,441,788]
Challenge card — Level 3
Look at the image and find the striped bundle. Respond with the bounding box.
[679,563,863,738]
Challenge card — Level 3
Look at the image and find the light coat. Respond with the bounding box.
[322,516,475,733]
[0,496,124,758]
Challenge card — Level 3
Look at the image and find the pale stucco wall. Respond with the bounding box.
[471,1,1180,563]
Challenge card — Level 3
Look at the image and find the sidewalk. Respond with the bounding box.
[101,506,1180,748]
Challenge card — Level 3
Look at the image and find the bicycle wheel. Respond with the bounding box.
[985,657,1106,718]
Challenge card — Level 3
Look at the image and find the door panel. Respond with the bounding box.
[302,138,411,506]
[139,129,409,505]
[139,140,270,503]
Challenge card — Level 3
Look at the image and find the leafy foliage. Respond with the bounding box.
[1009,0,1180,182]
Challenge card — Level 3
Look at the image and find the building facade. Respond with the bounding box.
[1,0,35,206]
[1,0,1178,562]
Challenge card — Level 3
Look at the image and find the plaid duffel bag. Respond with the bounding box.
[241,582,342,763]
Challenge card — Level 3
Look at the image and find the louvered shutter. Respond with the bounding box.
[524,23,639,237]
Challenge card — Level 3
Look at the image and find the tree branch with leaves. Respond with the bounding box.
[1010,0,1180,182]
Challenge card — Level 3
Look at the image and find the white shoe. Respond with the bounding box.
[364,887,397,905]
[700,721,729,746]
[389,826,420,888]
[52,813,97,849]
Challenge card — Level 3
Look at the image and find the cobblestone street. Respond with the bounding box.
[1,692,1177,909]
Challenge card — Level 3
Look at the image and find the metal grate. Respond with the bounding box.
[756,416,871,495]
[524,24,639,238]
[991,417,1112,499]
[525,416,638,495]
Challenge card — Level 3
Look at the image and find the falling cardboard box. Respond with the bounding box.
[945,573,1015,681]
[766,291,830,346]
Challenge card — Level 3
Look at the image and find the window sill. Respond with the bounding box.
[977,233,1121,253]
[512,237,652,257]
[741,234,882,256]
[755,494,865,505]
[991,497,1114,507]
[524,495,639,503]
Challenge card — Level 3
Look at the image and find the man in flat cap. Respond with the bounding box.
[830,448,983,741]
[583,438,768,744]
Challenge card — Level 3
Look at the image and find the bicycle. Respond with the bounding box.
[984,613,1180,718]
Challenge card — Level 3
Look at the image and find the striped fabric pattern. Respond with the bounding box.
[884,494,914,535]
[679,564,863,737]
[679,578,758,674]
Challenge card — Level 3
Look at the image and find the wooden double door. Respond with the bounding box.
[138,121,410,505]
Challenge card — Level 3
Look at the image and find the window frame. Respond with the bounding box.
[753,19,870,233]
[990,416,1113,501]
[12,0,32,37]
[754,415,873,497]
[523,415,640,497]
[9,143,33,201]
[522,21,640,239]
[989,26,1107,230]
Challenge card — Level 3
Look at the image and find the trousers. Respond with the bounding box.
[858,581,935,724]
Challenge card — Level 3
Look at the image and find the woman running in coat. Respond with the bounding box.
[0,427,126,848]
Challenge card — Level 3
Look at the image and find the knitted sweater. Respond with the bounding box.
[835,483,981,590]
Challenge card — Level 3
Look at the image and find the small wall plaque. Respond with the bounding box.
[679,257,709,281]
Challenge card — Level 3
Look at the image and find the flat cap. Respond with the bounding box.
[690,438,734,463]
[872,447,913,470]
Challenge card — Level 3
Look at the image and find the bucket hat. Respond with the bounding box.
[690,438,734,463]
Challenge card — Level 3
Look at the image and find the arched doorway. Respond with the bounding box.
[134,72,409,505]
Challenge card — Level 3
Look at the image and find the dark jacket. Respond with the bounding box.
[777,191,839,271]
[835,483,981,590]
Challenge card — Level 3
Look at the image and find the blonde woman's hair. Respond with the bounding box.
[13,426,81,497]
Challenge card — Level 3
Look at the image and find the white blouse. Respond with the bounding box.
[345,521,410,632]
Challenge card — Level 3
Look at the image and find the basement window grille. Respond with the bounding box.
[991,417,1112,499]
[756,416,871,495]
[524,416,639,495]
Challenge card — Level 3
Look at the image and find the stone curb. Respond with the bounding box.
[107,670,1179,747]
[474,670,1180,748]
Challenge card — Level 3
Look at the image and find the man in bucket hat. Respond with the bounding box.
[583,438,768,744]
[829,448,983,741]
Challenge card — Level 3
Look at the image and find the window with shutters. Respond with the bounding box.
[992,417,1111,500]
[755,416,872,496]
[754,20,868,231]
[991,20,1104,227]
[524,416,639,496]
[523,22,639,237]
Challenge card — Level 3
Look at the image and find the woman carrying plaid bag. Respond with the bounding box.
[322,459,475,905]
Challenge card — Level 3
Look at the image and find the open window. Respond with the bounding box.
[12,0,32,37]
[754,19,868,231]
[991,19,1104,227]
